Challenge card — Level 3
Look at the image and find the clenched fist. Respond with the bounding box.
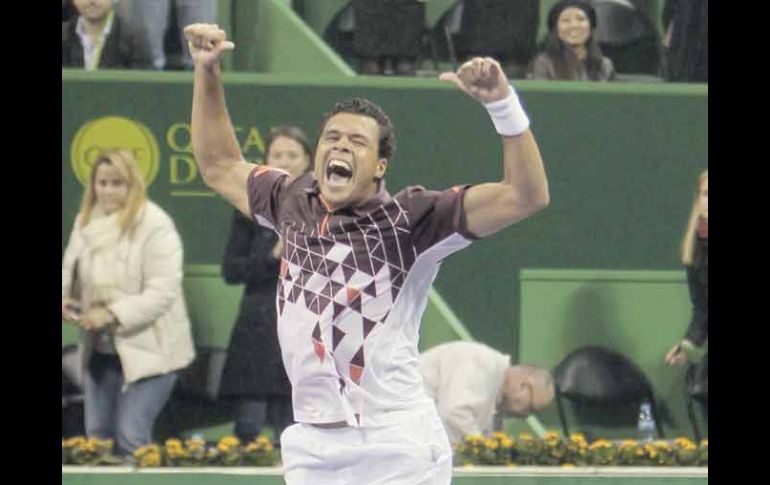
[439,57,512,104]
[184,23,235,68]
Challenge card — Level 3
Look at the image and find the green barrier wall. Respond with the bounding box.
[62,467,708,485]
[520,269,701,438]
[61,70,707,369]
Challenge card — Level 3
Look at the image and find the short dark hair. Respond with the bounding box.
[317,97,396,161]
[265,125,313,159]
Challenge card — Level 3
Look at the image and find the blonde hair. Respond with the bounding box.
[79,149,147,234]
[680,169,708,265]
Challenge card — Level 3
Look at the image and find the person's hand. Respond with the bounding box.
[183,23,235,68]
[79,306,117,331]
[62,297,81,322]
[439,57,512,104]
[665,343,689,366]
[271,238,284,260]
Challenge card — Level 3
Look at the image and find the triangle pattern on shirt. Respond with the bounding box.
[332,325,346,350]
[362,317,377,339]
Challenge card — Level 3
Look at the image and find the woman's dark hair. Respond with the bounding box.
[545,0,607,81]
[265,125,313,161]
[316,97,395,161]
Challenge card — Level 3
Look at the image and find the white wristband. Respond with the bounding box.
[483,89,530,136]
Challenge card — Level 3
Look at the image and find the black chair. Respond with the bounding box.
[591,0,661,75]
[685,354,708,441]
[435,0,539,77]
[553,345,665,439]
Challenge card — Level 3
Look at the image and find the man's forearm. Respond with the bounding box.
[191,62,243,182]
[500,131,549,208]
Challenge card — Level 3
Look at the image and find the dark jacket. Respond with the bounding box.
[62,15,152,69]
[218,211,292,399]
[685,238,709,347]
[684,236,708,346]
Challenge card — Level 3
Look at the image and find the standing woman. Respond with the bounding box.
[218,126,312,443]
[666,169,708,366]
[61,149,195,458]
[530,0,616,81]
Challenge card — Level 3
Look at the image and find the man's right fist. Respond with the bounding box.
[184,23,235,67]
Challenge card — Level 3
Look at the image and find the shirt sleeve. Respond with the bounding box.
[247,165,291,230]
[401,184,479,256]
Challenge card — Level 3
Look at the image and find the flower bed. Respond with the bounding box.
[62,432,707,468]
[61,435,280,467]
[454,432,707,467]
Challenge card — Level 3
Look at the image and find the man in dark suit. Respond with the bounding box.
[62,0,152,69]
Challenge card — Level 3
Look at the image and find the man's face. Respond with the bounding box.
[503,369,555,418]
[504,375,535,417]
[74,0,112,22]
[314,113,387,210]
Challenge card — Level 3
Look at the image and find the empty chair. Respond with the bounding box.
[436,0,540,78]
[591,0,661,75]
[553,345,664,439]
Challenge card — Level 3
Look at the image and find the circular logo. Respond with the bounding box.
[70,116,160,187]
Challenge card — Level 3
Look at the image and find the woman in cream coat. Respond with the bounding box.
[61,149,195,458]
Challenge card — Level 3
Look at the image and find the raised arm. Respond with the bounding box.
[440,57,549,238]
[185,23,255,217]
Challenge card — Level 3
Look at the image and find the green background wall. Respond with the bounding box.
[62,70,707,360]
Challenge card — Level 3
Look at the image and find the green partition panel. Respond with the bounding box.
[232,0,354,74]
[426,0,458,27]
[296,0,348,36]
[62,70,708,364]
[519,269,697,439]
[183,265,243,348]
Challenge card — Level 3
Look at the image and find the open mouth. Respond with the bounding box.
[325,159,354,187]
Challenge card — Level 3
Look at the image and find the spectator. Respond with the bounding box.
[665,169,708,366]
[352,0,427,75]
[63,0,153,69]
[420,341,555,445]
[661,0,708,82]
[119,0,217,70]
[218,126,313,442]
[530,0,616,81]
[61,149,195,459]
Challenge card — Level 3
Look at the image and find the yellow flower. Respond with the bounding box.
[544,431,560,442]
[485,439,499,450]
[501,438,514,449]
[620,439,638,448]
[569,433,586,443]
[492,431,509,440]
[589,439,612,450]
[653,440,672,451]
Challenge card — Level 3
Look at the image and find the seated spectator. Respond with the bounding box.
[61,149,195,459]
[420,341,555,445]
[352,0,427,75]
[63,0,152,69]
[530,0,616,81]
[119,0,217,70]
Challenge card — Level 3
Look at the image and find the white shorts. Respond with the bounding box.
[280,408,452,485]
